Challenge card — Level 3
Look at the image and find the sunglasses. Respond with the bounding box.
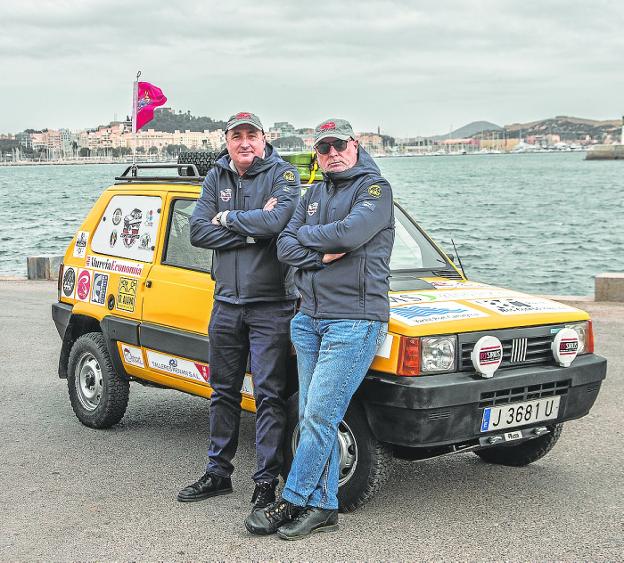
[315,139,351,155]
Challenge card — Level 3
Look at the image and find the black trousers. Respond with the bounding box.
[206,299,295,482]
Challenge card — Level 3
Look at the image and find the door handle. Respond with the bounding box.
[145,280,152,288]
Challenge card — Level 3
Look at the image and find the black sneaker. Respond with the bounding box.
[245,499,303,535]
[177,472,233,502]
[251,479,278,510]
[277,507,338,541]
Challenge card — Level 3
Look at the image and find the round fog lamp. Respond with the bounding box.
[471,336,503,378]
[552,327,579,367]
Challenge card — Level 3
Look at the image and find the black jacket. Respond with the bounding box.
[190,143,300,304]
[277,147,394,321]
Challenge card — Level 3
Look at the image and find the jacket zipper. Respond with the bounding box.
[234,176,242,301]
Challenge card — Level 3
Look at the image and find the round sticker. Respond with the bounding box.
[62,268,76,297]
[551,328,579,367]
[471,336,503,378]
[76,270,91,301]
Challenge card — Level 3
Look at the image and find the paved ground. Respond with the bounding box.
[1,281,622,561]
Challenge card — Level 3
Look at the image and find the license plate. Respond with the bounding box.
[480,396,561,432]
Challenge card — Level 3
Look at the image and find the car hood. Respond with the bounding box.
[387,278,589,337]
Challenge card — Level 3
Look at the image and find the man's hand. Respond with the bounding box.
[211,212,221,225]
[263,197,277,211]
[322,253,346,264]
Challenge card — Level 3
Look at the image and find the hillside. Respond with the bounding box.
[431,121,502,140]
[149,108,227,132]
[502,115,620,141]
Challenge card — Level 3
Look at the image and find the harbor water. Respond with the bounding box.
[0,152,622,295]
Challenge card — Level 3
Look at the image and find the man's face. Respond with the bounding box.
[226,124,266,172]
[315,137,359,173]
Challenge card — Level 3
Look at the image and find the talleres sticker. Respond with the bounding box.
[90,273,109,306]
[75,269,92,302]
[146,350,210,383]
[117,277,138,312]
[551,327,579,367]
[368,184,382,198]
[471,297,576,316]
[61,267,77,298]
[471,336,503,378]
[73,231,89,258]
[390,301,488,326]
[283,170,295,182]
[120,343,145,368]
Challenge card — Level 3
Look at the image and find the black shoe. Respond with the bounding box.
[251,479,278,510]
[245,499,303,536]
[177,472,233,502]
[277,507,339,541]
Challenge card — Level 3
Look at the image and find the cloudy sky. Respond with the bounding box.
[1,0,623,137]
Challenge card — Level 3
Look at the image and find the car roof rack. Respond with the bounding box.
[114,163,204,183]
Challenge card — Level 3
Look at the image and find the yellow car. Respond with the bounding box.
[52,162,607,511]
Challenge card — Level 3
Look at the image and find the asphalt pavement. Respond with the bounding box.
[1,281,622,561]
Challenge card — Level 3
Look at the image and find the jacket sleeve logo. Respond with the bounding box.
[220,189,232,202]
[283,171,295,182]
[368,185,382,198]
[307,202,319,216]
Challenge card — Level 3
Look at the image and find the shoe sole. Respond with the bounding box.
[176,488,233,503]
[277,523,339,541]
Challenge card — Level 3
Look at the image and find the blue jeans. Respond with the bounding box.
[282,312,388,510]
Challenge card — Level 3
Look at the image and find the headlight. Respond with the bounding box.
[421,335,457,373]
[565,321,591,354]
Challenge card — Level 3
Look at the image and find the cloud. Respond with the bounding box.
[1,0,623,135]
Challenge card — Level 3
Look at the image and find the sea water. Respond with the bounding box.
[0,152,621,295]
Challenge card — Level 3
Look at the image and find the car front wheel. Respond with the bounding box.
[283,394,393,512]
[67,332,130,429]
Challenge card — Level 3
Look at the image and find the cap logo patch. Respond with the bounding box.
[320,121,336,131]
[236,112,251,119]
[283,171,295,182]
[307,202,319,216]
[368,184,382,198]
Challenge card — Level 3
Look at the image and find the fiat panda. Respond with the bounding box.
[51,161,607,511]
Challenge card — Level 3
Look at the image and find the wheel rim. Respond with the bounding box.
[75,353,103,411]
[291,420,358,486]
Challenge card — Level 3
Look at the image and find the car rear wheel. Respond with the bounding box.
[474,424,563,466]
[67,332,130,429]
[283,394,393,512]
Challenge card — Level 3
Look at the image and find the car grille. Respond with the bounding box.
[478,380,571,408]
[458,325,565,372]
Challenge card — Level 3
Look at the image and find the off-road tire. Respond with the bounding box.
[283,394,393,512]
[475,424,563,466]
[67,332,130,429]
[177,151,219,177]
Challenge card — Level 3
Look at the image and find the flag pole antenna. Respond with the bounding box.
[131,71,142,174]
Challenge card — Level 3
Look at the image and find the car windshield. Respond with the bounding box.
[390,204,452,273]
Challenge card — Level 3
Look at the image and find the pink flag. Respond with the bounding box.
[133,81,167,132]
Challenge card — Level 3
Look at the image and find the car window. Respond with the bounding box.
[91,195,162,262]
[164,199,212,272]
[390,205,449,271]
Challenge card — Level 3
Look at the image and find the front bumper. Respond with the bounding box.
[359,354,607,448]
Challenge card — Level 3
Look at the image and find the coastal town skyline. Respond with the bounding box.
[2,1,623,137]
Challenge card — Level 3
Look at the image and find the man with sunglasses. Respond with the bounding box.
[182,112,300,515]
[245,118,394,540]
